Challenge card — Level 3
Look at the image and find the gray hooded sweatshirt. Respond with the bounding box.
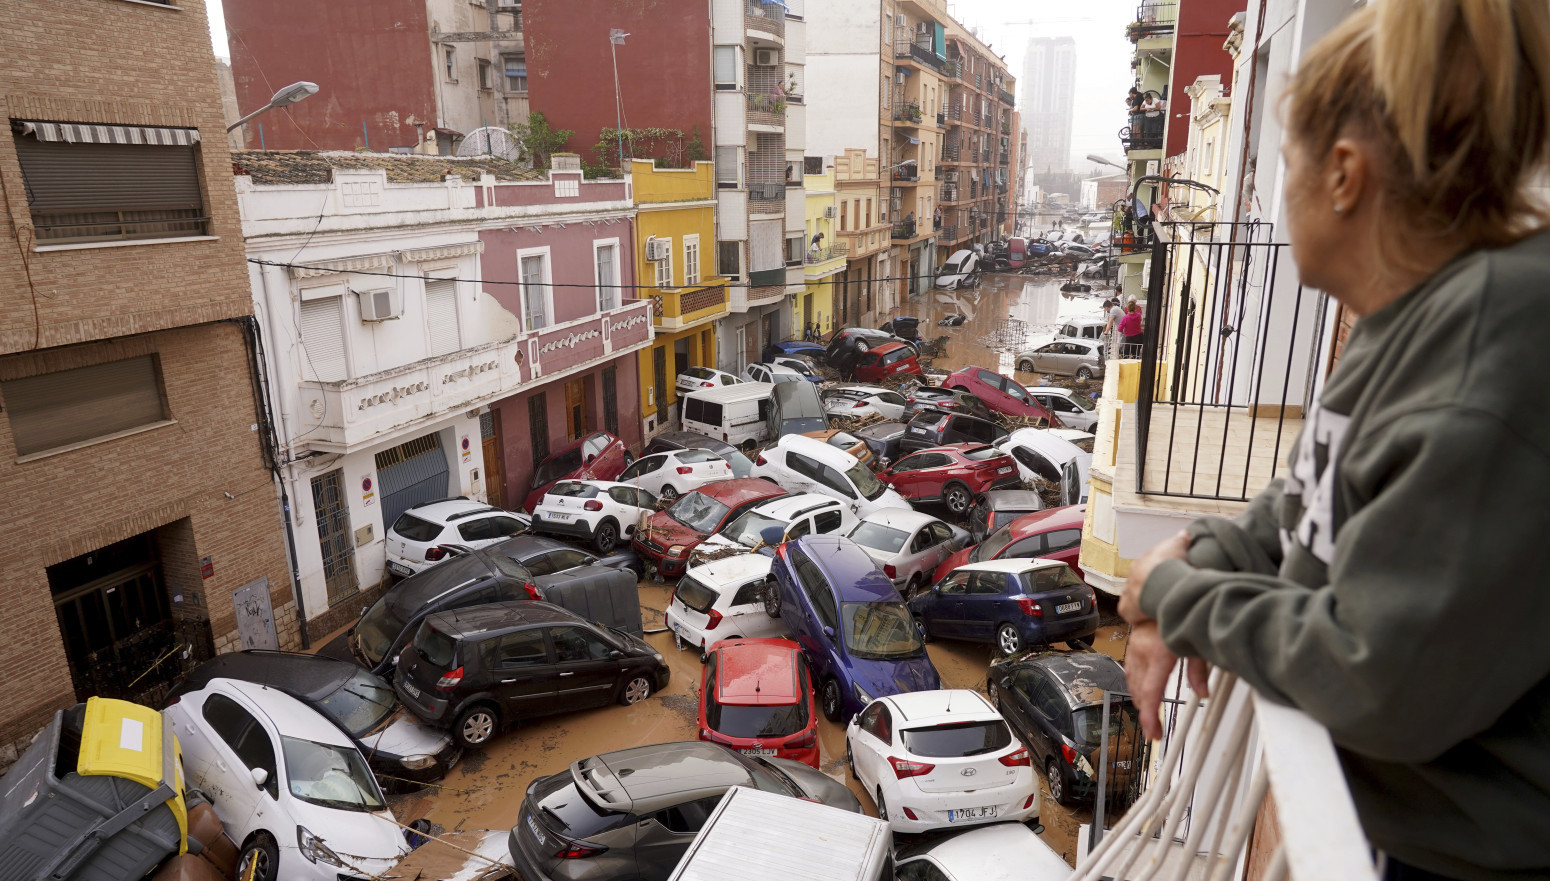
[1140,231,1550,880]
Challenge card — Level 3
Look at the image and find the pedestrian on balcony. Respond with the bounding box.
[1117,301,1143,357]
[809,231,823,255]
[1118,2,1550,880]
[1127,87,1144,113]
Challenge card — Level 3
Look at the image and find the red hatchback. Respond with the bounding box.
[852,342,924,384]
[878,443,1023,515]
[942,366,1059,426]
[632,478,787,577]
[522,431,632,512]
[698,638,820,768]
[933,504,1088,581]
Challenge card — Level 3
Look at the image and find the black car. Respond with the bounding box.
[165,650,462,789]
[968,490,1046,544]
[878,316,921,342]
[850,420,910,467]
[824,327,902,370]
[903,387,994,421]
[900,410,1010,453]
[644,430,755,479]
[986,650,1141,806]
[482,535,645,634]
[394,601,669,748]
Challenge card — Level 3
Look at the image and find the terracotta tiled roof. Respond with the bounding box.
[231,150,545,186]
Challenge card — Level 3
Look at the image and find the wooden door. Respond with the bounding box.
[565,379,588,440]
[482,411,506,508]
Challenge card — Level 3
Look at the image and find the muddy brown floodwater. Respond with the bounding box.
[387,272,1132,869]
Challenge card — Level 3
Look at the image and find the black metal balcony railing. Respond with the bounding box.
[891,219,917,239]
[1128,1,1178,40]
[893,101,924,125]
[998,87,1015,106]
[745,0,786,37]
[998,151,1010,165]
[804,243,848,264]
[892,166,920,182]
[1121,111,1165,151]
[936,112,946,127]
[942,59,963,80]
[941,144,961,162]
[939,224,958,241]
[946,106,963,124]
[894,41,944,72]
[1133,221,1331,502]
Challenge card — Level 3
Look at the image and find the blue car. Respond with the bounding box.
[910,558,1099,656]
[764,535,942,722]
[764,339,828,361]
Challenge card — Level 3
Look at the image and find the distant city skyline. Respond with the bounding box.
[1021,36,1077,175]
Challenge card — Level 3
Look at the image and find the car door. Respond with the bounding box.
[887,452,945,500]
[919,521,958,576]
[924,570,971,637]
[1027,671,1073,766]
[189,691,277,838]
[955,571,1008,640]
[484,628,560,720]
[548,625,622,710]
[633,795,726,878]
[794,552,843,672]
[726,579,782,638]
[851,701,894,792]
[526,547,594,577]
[974,368,1007,410]
[902,525,936,583]
[783,452,827,498]
[854,351,883,381]
[607,486,651,534]
[1010,668,1057,758]
[457,515,526,549]
[580,434,610,477]
[617,453,668,496]
[1008,443,1062,483]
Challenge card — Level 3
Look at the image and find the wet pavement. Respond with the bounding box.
[376,272,1133,871]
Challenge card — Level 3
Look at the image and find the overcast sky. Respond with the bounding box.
[205,0,1131,172]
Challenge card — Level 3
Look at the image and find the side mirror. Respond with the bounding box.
[585,454,597,465]
[823,626,835,638]
[390,655,400,667]
[610,650,624,660]
[251,767,269,789]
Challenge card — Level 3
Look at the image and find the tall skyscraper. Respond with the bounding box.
[1021,36,1077,175]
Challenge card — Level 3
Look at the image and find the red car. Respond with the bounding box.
[877,443,1022,515]
[933,504,1088,582]
[698,638,820,768]
[942,366,1059,426]
[632,478,787,577]
[522,431,633,512]
[852,341,924,384]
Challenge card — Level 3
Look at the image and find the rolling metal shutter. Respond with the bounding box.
[1,356,166,455]
[298,297,348,382]
[425,278,461,356]
[13,127,206,241]
[375,433,450,530]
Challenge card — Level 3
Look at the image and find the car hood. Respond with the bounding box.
[864,488,911,513]
[288,799,410,864]
[359,708,454,762]
[848,651,941,699]
[638,513,706,547]
[768,758,863,812]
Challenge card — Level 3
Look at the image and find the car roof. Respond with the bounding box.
[698,477,788,505]
[859,508,940,531]
[952,557,1067,575]
[854,421,907,438]
[790,535,898,602]
[834,385,893,396]
[581,742,754,811]
[984,490,1045,510]
[750,492,843,520]
[908,822,1071,878]
[175,650,359,703]
[209,677,352,746]
[775,434,862,468]
[1005,428,1086,463]
[423,600,579,637]
[882,689,997,724]
[385,551,502,616]
[712,639,803,705]
[683,382,775,403]
[685,552,774,584]
[755,362,804,375]
[488,533,573,559]
[930,442,997,457]
[1006,505,1087,536]
[1018,651,1128,708]
[1029,385,1077,398]
[648,431,738,456]
[401,498,498,523]
[869,341,912,355]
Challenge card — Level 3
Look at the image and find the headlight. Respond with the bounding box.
[297,826,346,867]
[400,754,437,771]
[852,683,874,706]
[652,652,664,662]
[668,544,688,557]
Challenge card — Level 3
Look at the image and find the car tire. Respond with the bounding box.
[1076,367,1094,380]
[855,340,870,354]
[762,582,782,618]
[1047,758,1073,806]
[593,519,620,555]
[659,485,679,502]
[997,623,1023,656]
[914,614,932,644]
[987,679,1001,709]
[875,788,889,822]
[1018,359,1035,373]
[454,704,500,750]
[237,833,280,881]
[943,481,973,515]
[622,450,635,467]
[846,741,858,780]
[620,674,653,705]
[821,678,844,723]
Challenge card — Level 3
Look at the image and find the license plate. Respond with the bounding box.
[387,561,413,576]
[526,815,546,847]
[740,748,777,757]
[1114,760,1132,769]
[401,679,421,699]
[997,466,1013,474]
[948,806,998,822]
[1056,601,1082,614]
[547,511,572,520]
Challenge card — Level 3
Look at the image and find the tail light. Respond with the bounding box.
[435,666,463,691]
[787,727,817,749]
[701,381,714,387]
[1017,597,1043,617]
[704,609,723,630]
[584,500,603,511]
[554,839,607,860]
[853,401,868,408]
[424,547,447,562]
[1061,743,1080,764]
[756,454,768,466]
[888,756,935,779]
[999,747,1032,767]
[1023,793,1037,809]
[523,582,542,600]
[883,564,898,579]
[677,466,694,475]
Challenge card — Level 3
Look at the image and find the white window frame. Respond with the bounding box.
[593,237,621,313]
[444,47,458,82]
[477,58,493,90]
[654,236,674,290]
[516,245,553,332]
[422,265,463,356]
[683,234,700,286]
[713,46,739,90]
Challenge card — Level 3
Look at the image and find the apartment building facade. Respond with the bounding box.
[0,0,294,756]
[237,151,649,638]
[1021,36,1077,176]
[939,22,1017,256]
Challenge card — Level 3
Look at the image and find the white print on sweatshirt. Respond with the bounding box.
[1281,403,1351,565]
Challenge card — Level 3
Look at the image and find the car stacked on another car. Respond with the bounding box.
[900,410,1009,454]
[523,432,633,512]
[744,362,816,385]
[1025,386,1100,432]
[903,388,993,422]
[851,342,924,384]
[644,430,755,478]
[967,490,1045,544]
[676,366,743,396]
[385,499,528,577]
[699,638,820,767]
[934,505,1087,582]
[823,385,909,421]
[878,443,1021,514]
[751,435,910,518]
[615,448,733,501]
[666,554,787,658]
[941,367,1057,426]
[845,509,968,595]
[633,478,788,578]
[803,429,877,468]
[530,480,658,554]
[995,428,1092,505]
[911,559,1099,655]
[695,492,856,558]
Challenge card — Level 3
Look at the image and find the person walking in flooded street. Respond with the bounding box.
[1119,2,1550,879]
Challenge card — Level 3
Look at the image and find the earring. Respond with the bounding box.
[1333,204,1344,214]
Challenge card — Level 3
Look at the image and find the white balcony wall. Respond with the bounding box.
[718,190,749,241]
[785,17,806,62]
[715,92,749,147]
[712,0,745,43]
[786,101,807,160]
[785,184,805,234]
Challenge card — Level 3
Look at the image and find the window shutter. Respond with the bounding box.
[299,297,348,382]
[1,356,167,456]
[13,136,205,241]
[425,279,460,356]
[749,220,783,272]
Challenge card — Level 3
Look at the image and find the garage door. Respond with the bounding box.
[375,432,450,529]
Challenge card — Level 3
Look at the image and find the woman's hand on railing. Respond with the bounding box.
[1122,530,1212,740]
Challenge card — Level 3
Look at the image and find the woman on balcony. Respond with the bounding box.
[1119,2,1550,880]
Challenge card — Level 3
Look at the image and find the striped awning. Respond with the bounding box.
[14,121,200,146]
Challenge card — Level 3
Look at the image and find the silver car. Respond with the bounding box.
[1017,338,1106,380]
[846,508,969,595]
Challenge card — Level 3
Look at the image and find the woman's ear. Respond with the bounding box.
[1327,138,1370,215]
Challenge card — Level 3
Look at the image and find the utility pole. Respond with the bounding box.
[610,29,629,167]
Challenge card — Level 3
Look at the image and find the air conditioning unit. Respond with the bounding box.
[495,0,519,8]
[895,71,907,84]
[646,238,671,261]
[754,49,779,66]
[918,22,931,34]
[356,288,403,321]
[895,13,906,26]
[824,206,836,218]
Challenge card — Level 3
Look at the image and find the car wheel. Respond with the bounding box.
[821,678,844,723]
[620,674,653,706]
[660,485,679,502]
[913,614,932,644]
[237,833,280,881]
[454,704,499,749]
[1076,367,1094,380]
[875,788,889,822]
[1047,758,1072,806]
[1018,359,1035,373]
[593,520,620,555]
[997,623,1023,656]
[847,741,858,780]
[762,582,782,618]
[622,450,635,466]
[987,679,1001,709]
[943,482,973,515]
[855,340,870,354]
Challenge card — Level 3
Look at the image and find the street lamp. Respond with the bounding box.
[227,81,320,133]
[1086,154,1126,171]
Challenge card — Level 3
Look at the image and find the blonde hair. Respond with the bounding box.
[1286,0,1550,256]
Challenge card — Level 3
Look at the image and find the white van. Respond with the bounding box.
[935,249,979,289]
[668,786,892,881]
[681,382,774,448]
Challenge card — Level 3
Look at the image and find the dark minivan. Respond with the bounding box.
[899,410,1010,453]
[394,601,669,748]
[644,430,755,479]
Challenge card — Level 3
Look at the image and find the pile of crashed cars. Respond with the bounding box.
[3,325,1132,881]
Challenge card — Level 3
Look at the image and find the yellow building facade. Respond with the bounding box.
[630,159,731,439]
[801,165,846,337]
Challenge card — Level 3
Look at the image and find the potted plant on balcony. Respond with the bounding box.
[906,105,923,123]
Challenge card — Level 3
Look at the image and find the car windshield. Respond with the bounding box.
[413,622,458,668]
[971,521,1017,563]
[281,736,386,812]
[847,462,888,501]
[786,361,818,377]
[1069,436,1095,453]
[316,669,398,737]
[532,449,583,488]
[841,601,924,660]
[1073,701,1141,746]
[547,481,597,498]
[707,693,809,738]
[1067,394,1095,412]
[668,492,732,534]
[673,576,720,614]
[354,595,403,666]
[721,449,755,479]
[900,721,1013,757]
[849,522,910,554]
[721,510,786,548]
[391,514,442,543]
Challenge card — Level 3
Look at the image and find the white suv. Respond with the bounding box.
[750,435,910,518]
[384,499,527,577]
[695,492,856,558]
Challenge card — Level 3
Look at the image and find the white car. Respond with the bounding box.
[845,689,1039,834]
[163,677,409,881]
[750,435,911,518]
[995,428,1090,486]
[615,448,733,501]
[846,509,968,594]
[743,362,813,384]
[529,479,658,554]
[664,553,787,658]
[676,366,742,396]
[1048,427,1096,453]
[769,355,824,377]
[1025,386,1099,432]
[823,385,909,421]
[894,822,1069,881]
[696,492,857,557]
[385,499,527,577]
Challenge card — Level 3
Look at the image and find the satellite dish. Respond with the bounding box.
[456,126,529,167]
